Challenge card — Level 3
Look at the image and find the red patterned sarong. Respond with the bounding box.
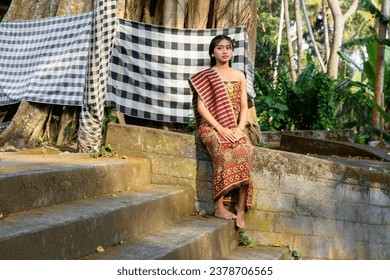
[189,68,253,209]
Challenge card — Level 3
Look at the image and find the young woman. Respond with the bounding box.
[188,35,253,229]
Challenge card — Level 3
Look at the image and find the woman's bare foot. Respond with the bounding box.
[215,207,237,220]
[214,196,236,219]
[235,185,248,228]
[235,205,245,229]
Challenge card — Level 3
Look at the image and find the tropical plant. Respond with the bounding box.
[255,60,341,131]
[288,64,338,130]
[254,72,290,131]
[338,0,389,143]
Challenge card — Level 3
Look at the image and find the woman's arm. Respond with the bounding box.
[197,95,237,142]
[197,95,220,130]
[237,71,248,131]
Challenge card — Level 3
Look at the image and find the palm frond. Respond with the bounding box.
[359,0,389,25]
[337,51,363,71]
[342,35,390,48]
[373,101,390,123]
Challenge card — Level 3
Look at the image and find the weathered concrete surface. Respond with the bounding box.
[0,146,290,260]
[261,129,355,149]
[106,123,390,260]
[223,245,291,260]
[0,184,194,259]
[0,150,151,214]
[279,133,390,161]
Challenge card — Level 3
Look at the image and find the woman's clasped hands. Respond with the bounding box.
[216,125,244,143]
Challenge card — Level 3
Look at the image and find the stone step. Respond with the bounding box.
[84,216,238,260]
[84,216,290,260]
[223,245,291,260]
[0,184,194,259]
[0,151,151,215]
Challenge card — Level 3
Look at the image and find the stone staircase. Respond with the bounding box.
[0,150,290,260]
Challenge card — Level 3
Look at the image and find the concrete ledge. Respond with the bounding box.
[280,133,390,161]
[0,152,151,214]
[261,129,355,144]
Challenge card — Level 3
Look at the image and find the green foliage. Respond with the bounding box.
[254,34,292,131]
[52,115,60,122]
[253,0,389,146]
[292,250,303,260]
[90,144,117,158]
[371,101,390,141]
[359,0,389,25]
[354,131,370,144]
[254,72,290,131]
[291,65,338,130]
[339,28,390,142]
[238,228,255,247]
[102,113,119,133]
[186,115,196,135]
[104,113,118,124]
[66,124,74,138]
[255,62,340,131]
[373,100,390,123]
[342,36,390,48]
[334,79,372,129]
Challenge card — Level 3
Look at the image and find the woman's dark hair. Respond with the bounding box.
[209,35,234,67]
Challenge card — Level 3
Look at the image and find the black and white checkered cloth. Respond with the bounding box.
[0,12,92,106]
[106,19,255,124]
[0,3,255,150]
[78,0,117,153]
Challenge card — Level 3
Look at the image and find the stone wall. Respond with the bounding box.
[106,123,390,259]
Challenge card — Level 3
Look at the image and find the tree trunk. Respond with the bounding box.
[116,0,143,20]
[322,0,330,63]
[283,0,297,83]
[0,102,50,149]
[327,0,358,78]
[371,0,389,142]
[295,0,304,76]
[300,0,325,72]
[273,0,284,86]
[187,0,210,28]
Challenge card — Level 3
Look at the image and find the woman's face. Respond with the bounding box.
[212,39,233,64]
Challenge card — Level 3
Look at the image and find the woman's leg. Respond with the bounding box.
[235,184,248,228]
[215,196,237,220]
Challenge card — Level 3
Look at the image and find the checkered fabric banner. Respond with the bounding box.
[78,0,117,153]
[106,19,255,124]
[0,12,92,106]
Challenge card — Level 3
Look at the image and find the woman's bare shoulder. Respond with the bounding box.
[231,69,245,81]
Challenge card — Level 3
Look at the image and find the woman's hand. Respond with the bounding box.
[216,126,237,142]
[216,126,244,142]
[233,127,244,140]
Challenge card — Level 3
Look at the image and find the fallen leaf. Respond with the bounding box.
[96,246,105,253]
